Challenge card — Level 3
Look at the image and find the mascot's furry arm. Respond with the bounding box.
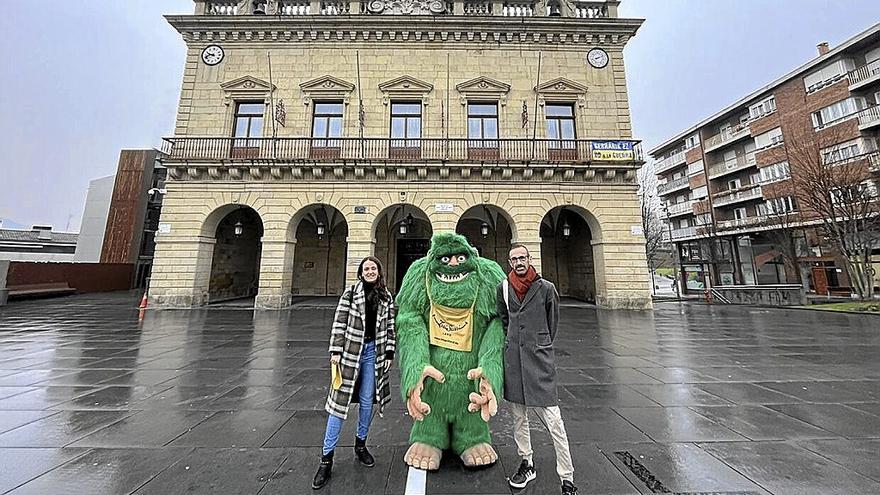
[396,257,433,403]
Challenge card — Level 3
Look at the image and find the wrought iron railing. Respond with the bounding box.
[161,136,643,163]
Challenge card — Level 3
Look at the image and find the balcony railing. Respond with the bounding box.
[665,200,695,217]
[847,59,880,88]
[202,0,617,17]
[857,105,880,130]
[712,185,763,207]
[670,226,696,240]
[717,216,763,230]
[707,153,757,179]
[704,123,751,152]
[160,136,643,164]
[655,150,687,174]
[657,176,689,196]
[870,151,880,172]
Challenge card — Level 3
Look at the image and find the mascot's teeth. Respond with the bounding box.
[436,272,470,283]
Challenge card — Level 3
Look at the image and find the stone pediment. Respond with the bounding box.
[456,76,511,105]
[299,75,356,105]
[536,77,588,95]
[220,76,275,104]
[300,75,355,93]
[535,77,588,108]
[378,75,434,105]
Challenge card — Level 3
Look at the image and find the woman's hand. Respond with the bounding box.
[330,354,341,365]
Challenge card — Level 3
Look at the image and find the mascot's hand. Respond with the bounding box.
[467,367,498,422]
[406,365,445,421]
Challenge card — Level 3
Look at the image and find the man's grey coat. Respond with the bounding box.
[496,276,560,407]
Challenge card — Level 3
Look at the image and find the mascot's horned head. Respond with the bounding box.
[426,233,480,284]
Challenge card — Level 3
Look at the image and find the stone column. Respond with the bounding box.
[255,238,297,309]
[345,238,375,286]
[592,239,651,309]
[149,235,216,308]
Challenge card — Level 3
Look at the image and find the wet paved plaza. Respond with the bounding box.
[0,292,878,494]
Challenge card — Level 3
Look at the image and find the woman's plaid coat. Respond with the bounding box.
[325,281,397,420]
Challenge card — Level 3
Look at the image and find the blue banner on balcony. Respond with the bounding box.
[590,140,635,161]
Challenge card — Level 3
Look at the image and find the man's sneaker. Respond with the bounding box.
[508,459,536,488]
[561,480,579,495]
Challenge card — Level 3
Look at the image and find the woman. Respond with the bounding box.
[313,256,396,490]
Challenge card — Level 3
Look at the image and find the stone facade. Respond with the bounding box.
[149,0,652,309]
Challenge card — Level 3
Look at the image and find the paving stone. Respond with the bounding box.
[0,448,88,493]
[766,403,880,438]
[798,438,880,482]
[169,410,294,447]
[689,405,838,440]
[613,407,748,442]
[0,409,135,447]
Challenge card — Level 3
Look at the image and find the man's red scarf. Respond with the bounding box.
[508,266,538,302]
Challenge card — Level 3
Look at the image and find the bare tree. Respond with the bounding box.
[786,120,880,299]
[638,164,667,283]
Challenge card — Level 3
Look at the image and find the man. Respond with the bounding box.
[497,244,577,495]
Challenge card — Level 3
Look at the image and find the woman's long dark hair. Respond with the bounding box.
[357,256,390,302]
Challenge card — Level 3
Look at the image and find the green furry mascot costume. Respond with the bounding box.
[396,232,506,470]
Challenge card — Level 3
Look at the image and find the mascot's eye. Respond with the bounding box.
[440,256,451,264]
[456,255,468,263]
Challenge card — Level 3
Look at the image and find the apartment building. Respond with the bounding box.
[651,23,880,294]
[148,0,652,309]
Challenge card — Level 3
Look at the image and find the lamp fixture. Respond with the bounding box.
[480,222,489,238]
[316,221,326,237]
[561,220,571,238]
[233,221,244,237]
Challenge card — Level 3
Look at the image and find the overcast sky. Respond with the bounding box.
[1,1,878,231]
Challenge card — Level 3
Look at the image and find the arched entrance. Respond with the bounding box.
[456,205,514,269]
[208,205,264,303]
[540,206,597,302]
[373,204,432,293]
[291,204,348,296]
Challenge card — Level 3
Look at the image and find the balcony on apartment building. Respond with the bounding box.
[716,215,764,231]
[703,122,751,153]
[654,149,687,174]
[857,105,880,131]
[669,225,697,241]
[665,200,695,218]
[707,153,757,180]
[657,176,689,196]
[712,184,763,207]
[848,59,880,91]
[160,136,644,165]
[870,151,880,172]
[199,0,619,17]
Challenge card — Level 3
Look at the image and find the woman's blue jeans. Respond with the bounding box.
[322,341,375,455]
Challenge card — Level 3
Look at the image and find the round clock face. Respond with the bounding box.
[201,45,224,66]
[587,48,609,69]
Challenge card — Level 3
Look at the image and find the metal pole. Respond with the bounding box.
[666,208,681,301]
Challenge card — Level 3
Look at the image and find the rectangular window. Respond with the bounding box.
[311,101,344,158]
[748,95,777,120]
[688,159,704,176]
[811,97,868,129]
[678,219,689,229]
[685,133,700,149]
[728,178,742,191]
[390,102,422,153]
[754,127,784,149]
[545,104,576,146]
[759,161,791,184]
[231,102,265,158]
[734,207,748,220]
[467,103,499,158]
[821,138,877,165]
[692,185,708,199]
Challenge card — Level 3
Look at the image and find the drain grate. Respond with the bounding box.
[613,451,760,495]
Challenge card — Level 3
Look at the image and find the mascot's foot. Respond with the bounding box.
[461,443,498,467]
[404,442,443,471]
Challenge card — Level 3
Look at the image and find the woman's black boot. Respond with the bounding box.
[312,451,333,490]
[354,436,375,467]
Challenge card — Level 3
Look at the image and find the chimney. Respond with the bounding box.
[817,42,830,56]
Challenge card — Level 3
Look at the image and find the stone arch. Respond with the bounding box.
[539,204,602,303]
[371,203,433,293]
[199,193,269,238]
[455,204,516,269]
[287,203,350,296]
[204,204,265,303]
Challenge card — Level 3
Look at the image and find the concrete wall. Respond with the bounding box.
[75,175,115,262]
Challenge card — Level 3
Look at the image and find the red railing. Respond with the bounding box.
[161,137,643,163]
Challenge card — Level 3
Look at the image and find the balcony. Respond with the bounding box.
[717,216,764,231]
[706,153,757,179]
[201,0,618,17]
[704,123,751,153]
[712,185,763,207]
[665,200,695,218]
[160,136,643,164]
[848,59,880,91]
[657,176,689,196]
[669,226,696,240]
[868,151,880,172]
[655,150,687,174]
[857,105,880,131]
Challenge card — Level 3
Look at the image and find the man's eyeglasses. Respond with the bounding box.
[509,256,529,263]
